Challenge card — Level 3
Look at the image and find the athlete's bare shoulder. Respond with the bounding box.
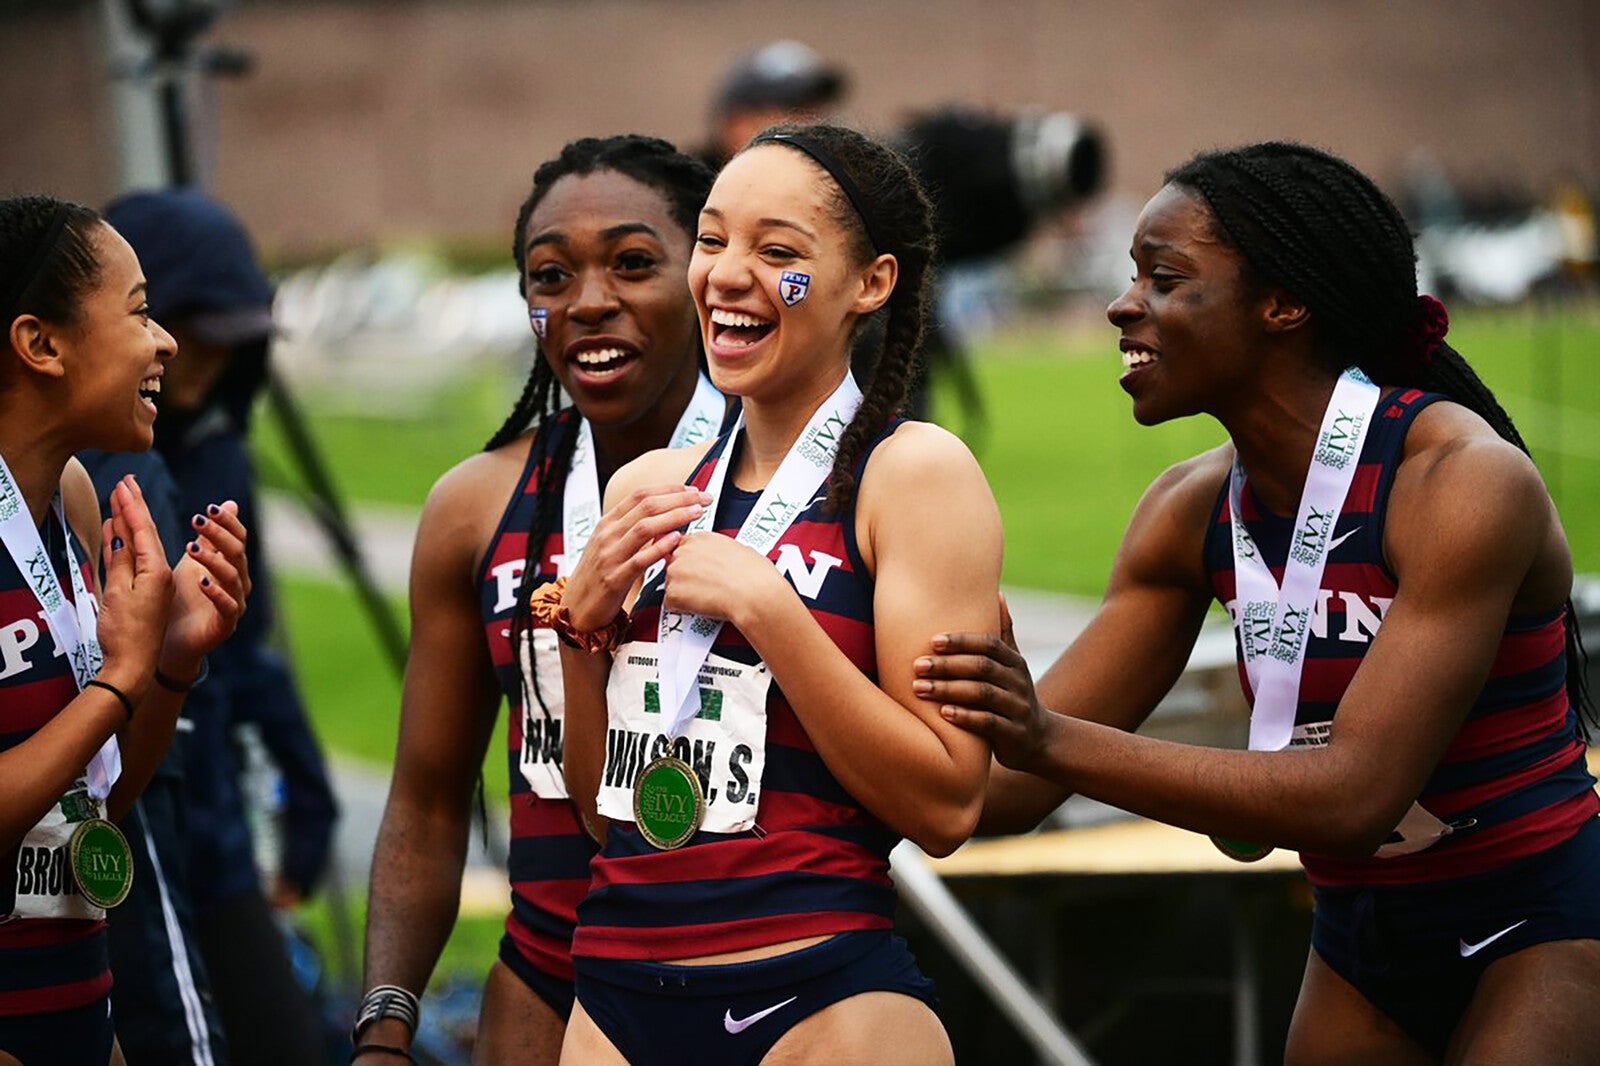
[59,457,102,561]
[417,433,537,577]
[1114,443,1233,595]
[603,439,715,509]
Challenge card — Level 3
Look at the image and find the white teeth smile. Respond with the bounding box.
[710,309,771,328]
[1121,348,1156,370]
[573,348,629,370]
[139,376,161,394]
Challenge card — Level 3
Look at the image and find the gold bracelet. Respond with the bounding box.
[526,578,628,655]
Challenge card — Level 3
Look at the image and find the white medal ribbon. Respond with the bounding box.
[518,374,724,797]
[652,372,861,737]
[0,454,118,799]
[1230,368,1378,753]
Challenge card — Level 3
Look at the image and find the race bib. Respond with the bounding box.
[516,627,569,799]
[596,643,771,836]
[1,779,105,923]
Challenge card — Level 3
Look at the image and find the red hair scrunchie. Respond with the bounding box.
[1405,293,1450,369]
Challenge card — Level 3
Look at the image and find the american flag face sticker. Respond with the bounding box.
[779,271,810,307]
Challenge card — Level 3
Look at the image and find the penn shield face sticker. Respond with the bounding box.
[778,271,810,307]
[529,305,548,338]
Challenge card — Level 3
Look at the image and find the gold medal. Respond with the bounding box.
[633,756,705,850]
[69,818,134,908]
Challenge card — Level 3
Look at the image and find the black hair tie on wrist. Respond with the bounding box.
[153,658,208,692]
[85,679,134,723]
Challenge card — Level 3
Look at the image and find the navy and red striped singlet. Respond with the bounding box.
[1204,388,1598,886]
[0,515,109,1016]
[573,421,903,962]
[478,409,598,984]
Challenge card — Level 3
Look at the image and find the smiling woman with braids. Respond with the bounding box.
[550,123,1001,1065]
[355,136,722,1065]
[919,142,1600,1063]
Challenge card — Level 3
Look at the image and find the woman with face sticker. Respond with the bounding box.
[551,123,1001,1065]
[0,195,251,1065]
[919,142,1600,1063]
[355,137,721,1066]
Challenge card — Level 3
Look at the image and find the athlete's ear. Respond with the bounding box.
[1261,288,1310,335]
[7,314,67,380]
[851,253,897,317]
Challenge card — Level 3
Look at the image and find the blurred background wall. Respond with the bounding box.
[2,0,1594,258]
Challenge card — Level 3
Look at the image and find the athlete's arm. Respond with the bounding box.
[101,470,250,821]
[557,446,712,840]
[942,413,1561,856]
[923,451,1220,834]
[360,457,508,1053]
[658,423,1001,856]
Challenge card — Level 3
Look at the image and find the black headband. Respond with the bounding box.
[751,131,887,255]
[2,203,73,325]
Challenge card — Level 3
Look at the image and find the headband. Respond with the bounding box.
[1,203,73,325]
[751,131,887,255]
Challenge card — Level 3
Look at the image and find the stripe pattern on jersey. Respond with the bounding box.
[0,517,110,1015]
[477,409,597,983]
[573,420,903,961]
[1204,387,1599,886]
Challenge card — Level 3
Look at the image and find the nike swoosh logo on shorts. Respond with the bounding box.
[1326,526,1362,554]
[723,996,798,1034]
[1459,919,1529,957]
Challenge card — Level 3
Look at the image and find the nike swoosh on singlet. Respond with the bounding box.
[723,996,798,1034]
[1325,526,1362,554]
[1459,919,1529,957]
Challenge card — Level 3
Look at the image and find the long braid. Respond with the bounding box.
[1168,141,1593,731]
[744,124,938,511]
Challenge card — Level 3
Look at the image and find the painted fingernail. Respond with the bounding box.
[193,514,207,527]
[207,504,220,516]
[187,541,200,554]
[111,536,124,551]
[201,576,211,588]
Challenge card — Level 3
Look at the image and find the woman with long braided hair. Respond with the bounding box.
[550,123,1000,1064]
[356,136,721,1066]
[922,141,1599,1062]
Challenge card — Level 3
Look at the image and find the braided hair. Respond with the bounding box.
[738,123,938,512]
[1,195,105,363]
[1166,141,1591,729]
[484,136,713,776]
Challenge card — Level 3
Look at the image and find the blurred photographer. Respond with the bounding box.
[703,41,1107,437]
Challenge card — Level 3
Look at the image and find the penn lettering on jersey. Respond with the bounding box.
[476,409,597,985]
[574,420,906,961]
[1206,389,1599,886]
[0,518,110,1016]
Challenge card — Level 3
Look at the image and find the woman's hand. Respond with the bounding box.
[915,597,1056,773]
[560,484,710,631]
[95,476,174,697]
[158,499,250,682]
[659,531,791,632]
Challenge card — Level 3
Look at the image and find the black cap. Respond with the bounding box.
[715,40,846,114]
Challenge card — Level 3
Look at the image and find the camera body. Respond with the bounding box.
[897,107,1107,265]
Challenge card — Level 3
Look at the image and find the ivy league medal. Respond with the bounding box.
[1209,835,1274,863]
[633,756,704,850]
[69,819,133,908]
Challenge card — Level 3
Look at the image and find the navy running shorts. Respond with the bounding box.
[1311,814,1600,1055]
[573,930,939,1065]
[0,996,114,1066]
[498,932,575,1020]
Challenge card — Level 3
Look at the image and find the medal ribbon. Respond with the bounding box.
[558,372,723,578]
[654,372,861,737]
[0,453,119,800]
[1230,368,1379,752]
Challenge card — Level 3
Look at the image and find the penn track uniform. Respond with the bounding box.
[1204,386,1600,1052]
[0,515,115,1066]
[479,408,598,1017]
[573,417,937,1066]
